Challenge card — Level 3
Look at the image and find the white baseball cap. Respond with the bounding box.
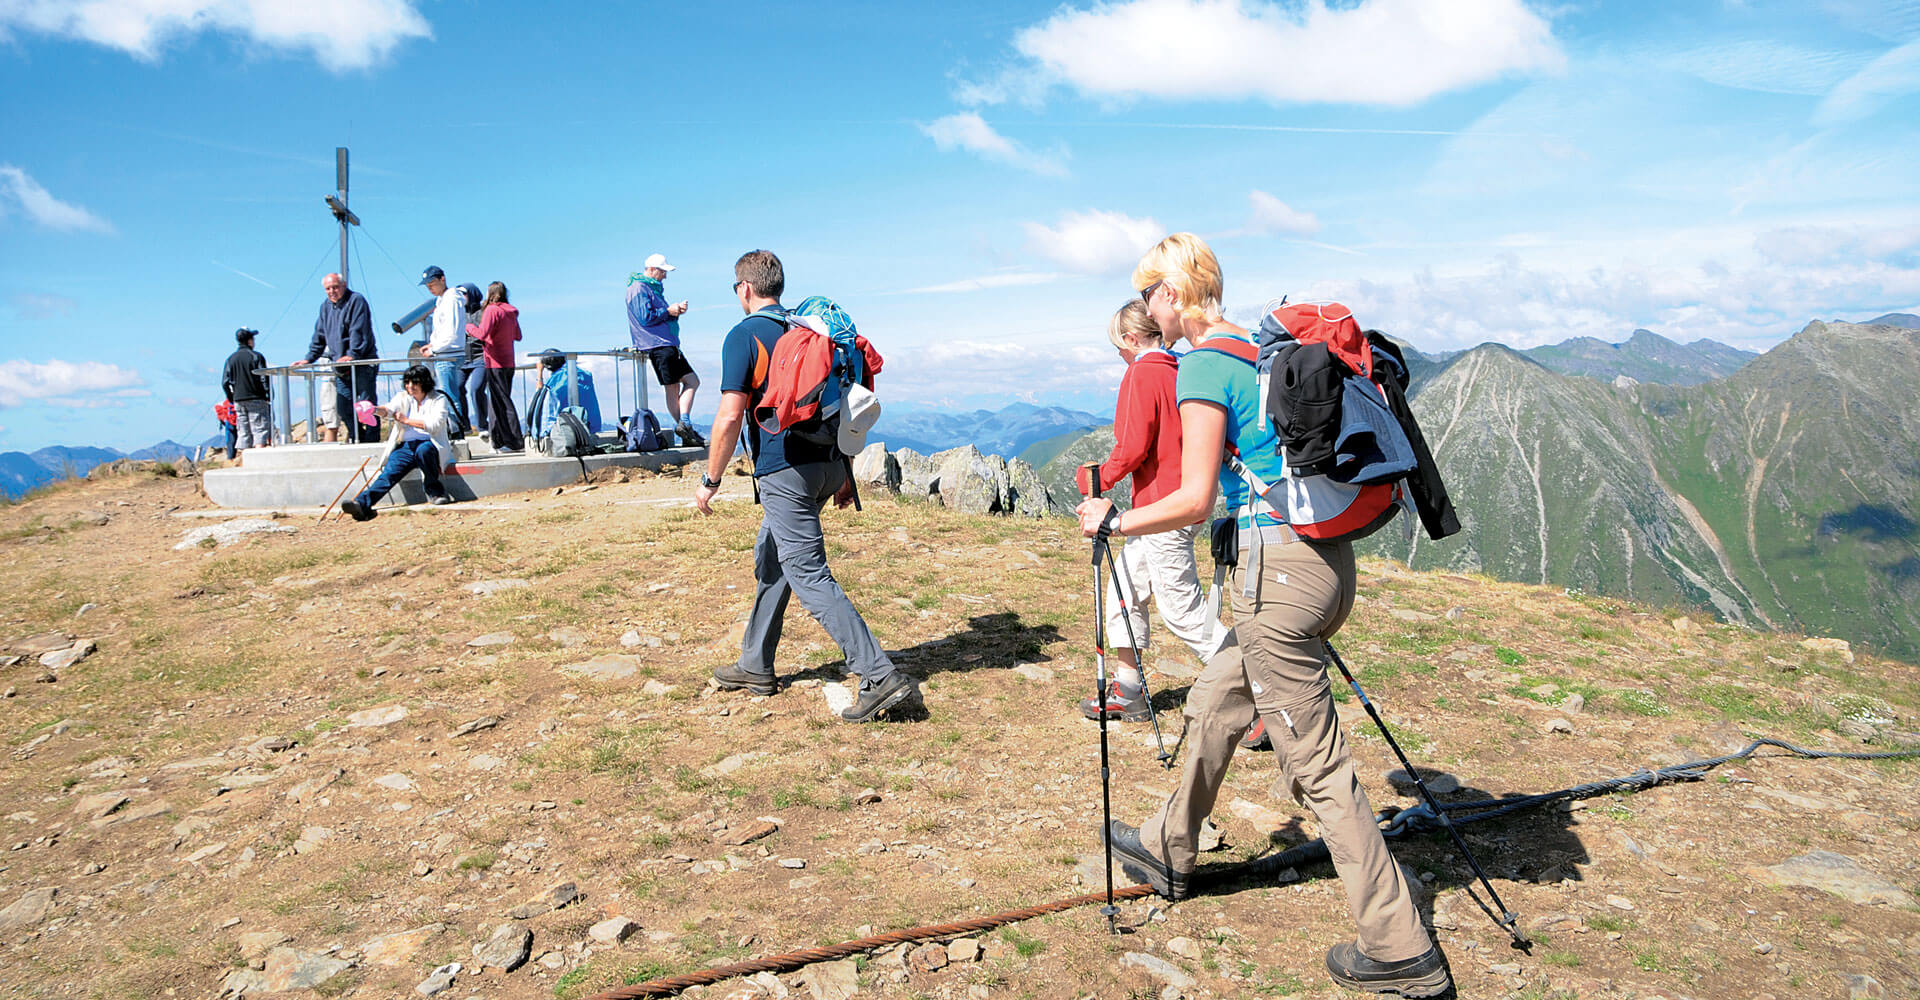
[644,253,676,273]
[837,383,882,457]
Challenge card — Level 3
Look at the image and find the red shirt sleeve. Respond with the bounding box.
[1085,364,1152,496]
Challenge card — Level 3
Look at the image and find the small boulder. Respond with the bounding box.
[472,923,533,971]
[589,916,640,945]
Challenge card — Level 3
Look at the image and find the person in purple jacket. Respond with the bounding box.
[626,252,705,448]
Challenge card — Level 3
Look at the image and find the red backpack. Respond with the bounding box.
[748,304,882,451]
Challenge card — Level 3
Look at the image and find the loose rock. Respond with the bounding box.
[1121,952,1196,989]
[416,962,460,996]
[0,887,57,930]
[473,923,533,971]
[1761,851,1919,907]
[589,916,640,945]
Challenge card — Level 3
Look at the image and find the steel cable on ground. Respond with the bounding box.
[583,735,1917,1000]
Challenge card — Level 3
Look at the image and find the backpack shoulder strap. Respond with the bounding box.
[1187,337,1258,366]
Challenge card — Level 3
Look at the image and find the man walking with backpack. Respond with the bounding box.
[692,249,918,724]
[627,252,705,448]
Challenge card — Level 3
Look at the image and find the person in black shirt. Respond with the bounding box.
[222,328,272,454]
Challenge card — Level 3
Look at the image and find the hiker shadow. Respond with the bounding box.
[786,611,1066,686]
[1197,775,1590,950]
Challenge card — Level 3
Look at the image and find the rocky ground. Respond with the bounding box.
[0,464,1916,1000]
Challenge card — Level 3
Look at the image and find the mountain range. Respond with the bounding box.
[0,440,208,500]
[1362,317,1920,659]
[1035,320,1919,659]
[868,402,1104,460]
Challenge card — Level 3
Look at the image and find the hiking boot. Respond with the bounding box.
[677,424,706,449]
[429,494,454,506]
[1080,682,1151,722]
[711,663,777,696]
[341,499,375,522]
[1240,715,1272,750]
[1325,942,1452,998]
[1105,819,1191,900]
[840,672,918,723]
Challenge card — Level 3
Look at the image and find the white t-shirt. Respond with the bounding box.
[387,391,453,468]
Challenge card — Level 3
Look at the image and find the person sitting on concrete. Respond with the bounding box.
[532,349,602,435]
[341,364,455,521]
[222,328,272,454]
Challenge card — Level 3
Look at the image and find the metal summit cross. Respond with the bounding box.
[323,146,359,286]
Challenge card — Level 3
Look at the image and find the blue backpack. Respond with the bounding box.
[626,408,666,452]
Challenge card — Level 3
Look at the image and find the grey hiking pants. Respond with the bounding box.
[1138,535,1431,963]
[738,462,895,684]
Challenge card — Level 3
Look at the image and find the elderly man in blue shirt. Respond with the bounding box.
[293,273,378,443]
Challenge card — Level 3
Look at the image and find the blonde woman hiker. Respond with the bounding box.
[1077,233,1450,998]
[1075,300,1230,722]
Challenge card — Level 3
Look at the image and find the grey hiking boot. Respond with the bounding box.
[711,663,777,696]
[840,672,918,723]
[1079,682,1151,722]
[1105,819,1191,900]
[1324,942,1452,998]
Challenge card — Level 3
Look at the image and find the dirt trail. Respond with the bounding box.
[0,468,1916,1000]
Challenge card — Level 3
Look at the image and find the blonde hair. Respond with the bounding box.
[1132,232,1224,323]
[1107,300,1163,352]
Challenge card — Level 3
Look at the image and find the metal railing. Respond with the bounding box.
[252,348,651,446]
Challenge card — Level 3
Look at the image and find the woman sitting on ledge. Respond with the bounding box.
[341,364,455,521]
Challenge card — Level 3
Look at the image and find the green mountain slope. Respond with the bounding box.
[1371,319,1920,658]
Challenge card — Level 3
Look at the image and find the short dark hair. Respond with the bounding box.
[234,327,256,345]
[734,250,784,300]
[540,349,565,372]
[402,364,436,392]
[485,281,509,306]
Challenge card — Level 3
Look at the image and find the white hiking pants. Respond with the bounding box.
[1106,521,1229,667]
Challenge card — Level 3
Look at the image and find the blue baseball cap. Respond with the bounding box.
[419,265,445,286]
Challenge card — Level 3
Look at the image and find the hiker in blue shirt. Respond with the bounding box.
[693,249,917,724]
[626,253,706,448]
[1077,233,1450,999]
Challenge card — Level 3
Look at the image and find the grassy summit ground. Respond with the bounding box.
[1,467,1916,1000]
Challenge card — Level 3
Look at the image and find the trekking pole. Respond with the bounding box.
[1323,640,1531,950]
[1098,540,1174,769]
[1084,464,1120,934]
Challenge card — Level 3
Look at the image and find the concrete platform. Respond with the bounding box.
[202,437,703,509]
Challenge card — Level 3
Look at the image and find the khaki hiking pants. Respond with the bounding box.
[1138,535,1432,963]
[1105,522,1230,665]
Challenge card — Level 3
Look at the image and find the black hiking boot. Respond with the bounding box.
[839,672,918,723]
[711,663,777,696]
[341,499,375,521]
[1105,819,1191,900]
[677,424,706,449]
[1325,942,1452,998]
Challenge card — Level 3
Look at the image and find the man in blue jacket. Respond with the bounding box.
[626,253,705,448]
[294,273,378,443]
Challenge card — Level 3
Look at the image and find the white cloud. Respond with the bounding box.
[1245,190,1321,237]
[0,0,430,72]
[882,338,1126,402]
[1295,219,1920,351]
[964,0,1563,108]
[1657,39,1864,96]
[919,112,1069,176]
[1815,38,1920,126]
[895,271,1066,295]
[0,165,113,233]
[0,360,146,408]
[1023,210,1163,275]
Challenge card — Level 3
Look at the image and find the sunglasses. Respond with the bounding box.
[733,280,746,294]
[1139,279,1164,305]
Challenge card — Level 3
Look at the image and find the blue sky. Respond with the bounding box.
[2,0,1918,454]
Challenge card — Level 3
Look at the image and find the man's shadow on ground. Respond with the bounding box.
[785,611,1067,719]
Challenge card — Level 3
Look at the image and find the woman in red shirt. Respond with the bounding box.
[467,282,525,453]
[1075,300,1228,721]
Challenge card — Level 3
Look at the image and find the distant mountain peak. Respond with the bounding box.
[1864,312,1920,329]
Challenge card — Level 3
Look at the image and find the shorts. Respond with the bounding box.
[318,384,341,427]
[646,346,695,386]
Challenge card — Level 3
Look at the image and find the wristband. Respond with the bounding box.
[700,472,721,490]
